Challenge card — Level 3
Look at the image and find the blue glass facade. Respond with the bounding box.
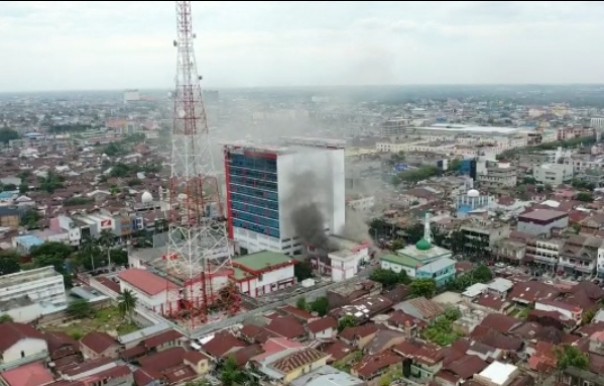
[226,152,280,238]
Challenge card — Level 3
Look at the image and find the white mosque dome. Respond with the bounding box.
[141,191,153,203]
[467,189,480,198]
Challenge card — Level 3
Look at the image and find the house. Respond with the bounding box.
[535,299,582,325]
[266,316,306,340]
[202,332,246,360]
[0,322,48,366]
[351,351,401,382]
[257,347,328,384]
[434,354,488,386]
[320,340,356,365]
[0,208,20,229]
[77,365,133,386]
[140,329,184,353]
[0,362,54,386]
[45,331,80,366]
[393,297,445,322]
[240,324,278,344]
[339,324,380,350]
[80,332,119,360]
[528,341,557,373]
[366,330,407,355]
[137,347,212,384]
[290,365,366,386]
[384,310,426,337]
[306,317,338,340]
[508,281,559,306]
[392,339,444,379]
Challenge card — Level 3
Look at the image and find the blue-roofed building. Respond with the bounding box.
[0,190,19,202]
[416,257,457,287]
[14,234,44,254]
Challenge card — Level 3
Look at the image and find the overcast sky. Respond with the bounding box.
[1,1,603,92]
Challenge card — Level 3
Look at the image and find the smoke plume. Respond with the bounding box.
[291,203,339,252]
[341,207,373,245]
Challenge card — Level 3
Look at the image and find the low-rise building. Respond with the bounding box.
[0,323,48,367]
[517,209,568,237]
[232,250,296,298]
[0,208,19,229]
[0,266,66,308]
[118,268,179,314]
[533,163,573,186]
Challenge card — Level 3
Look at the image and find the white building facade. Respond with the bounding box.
[328,244,370,282]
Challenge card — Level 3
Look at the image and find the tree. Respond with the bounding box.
[118,289,137,323]
[0,250,21,276]
[38,171,64,193]
[576,192,594,203]
[338,315,358,332]
[67,299,95,319]
[0,127,19,144]
[410,279,437,298]
[370,268,410,288]
[221,356,247,386]
[22,209,41,230]
[0,314,13,323]
[405,223,425,244]
[98,230,115,267]
[310,297,329,316]
[581,309,595,325]
[473,264,493,282]
[390,239,405,251]
[294,260,313,282]
[449,230,466,254]
[556,345,589,371]
[296,297,308,311]
[31,242,73,273]
[18,183,28,194]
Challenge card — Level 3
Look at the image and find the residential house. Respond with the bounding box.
[320,340,357,365]
[266,316,306,340]
[351,351,401,383]
[535,299,582,325]
[365,330,407,356]
[202,332,246,360]
[392,339,444,379]
[508,281,559,306]
[306,317,338,340]
[383,310,426,337]
[0,362,54,386]
[558,366,604,386]
[256,347,328,384]
[0,323,48,366]
[137,347,212,384]
[291,365,366,386]
[559,234,601,275]
[80,332,119,360]
[393,297,445,323]
[0,208,19,229]
[339,324,380,350]
[434,354,488,386]
[45,331,81,366]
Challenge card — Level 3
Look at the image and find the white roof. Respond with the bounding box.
[487,277,514,293]
[462,283,488,298]
[541,200,560,208]
[478,361,518,386]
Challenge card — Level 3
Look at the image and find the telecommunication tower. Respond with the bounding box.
[164,0,240,328]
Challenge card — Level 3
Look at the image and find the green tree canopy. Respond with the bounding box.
[410,279,437,298]
[0,127,19,144]
[296,297,308,311]
[0,314,13,323]
[118,289,137,322]
[556,345,589,371]
[67,299,95,319]
[22,209,41,230]
[0,250,21,276]
[370,268,411,288]
[576,192,594,203]
[338,315,358,332]
[310,297,330,317]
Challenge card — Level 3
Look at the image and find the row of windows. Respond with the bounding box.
[230,175,278,191]
[231,201,279,220]
[230,154,277,172]
[231,193,278,211]
[230,184,278,201]
[229,167,277,182]
[232,210,280,229]
[234,218,280,238]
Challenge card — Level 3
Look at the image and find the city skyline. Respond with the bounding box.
[1,1,604,92]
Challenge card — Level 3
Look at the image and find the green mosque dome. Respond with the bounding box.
[415,238,432,251]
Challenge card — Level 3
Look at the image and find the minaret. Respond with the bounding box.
[424,212,431,243]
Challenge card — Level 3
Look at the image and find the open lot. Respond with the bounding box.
[41,306,139,340]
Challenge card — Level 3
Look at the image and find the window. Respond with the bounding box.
[20,350,25,358]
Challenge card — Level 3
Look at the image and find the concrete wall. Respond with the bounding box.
[517,217,568,236]
[3,338,48,364]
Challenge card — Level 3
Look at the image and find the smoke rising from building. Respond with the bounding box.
[341,207,373,245]
[291,203,339,252]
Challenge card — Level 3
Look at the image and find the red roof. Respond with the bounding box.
[0,362,54,386]
[80,365,131,386]
[118,268,178,296]
[266,316,305,339]
[142,329,183,350]
[80,332,118,354]
[202,332,246,359]
[0,323,45,352]
[307,317,338,334]
[352,351,400,378]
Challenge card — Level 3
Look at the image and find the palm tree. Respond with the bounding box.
[118,289,137,323]
[98,230,115,268]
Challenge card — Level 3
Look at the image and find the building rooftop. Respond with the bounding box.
[14,234,44,249]
[118,268,179,296]
[233,250,293,273]
[0,266,61,290]
[476,361,518,386]
[519,209,567,222]
[291,364,364,386]
[0,362,54,386]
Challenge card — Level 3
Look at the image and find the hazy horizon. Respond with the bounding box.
[2,1,603,92]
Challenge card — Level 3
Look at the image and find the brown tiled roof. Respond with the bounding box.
[139,347,186,372]
[142,329,183,349]
[445,354,488,379]
[392,339,443,366]
[240,324,278,344]
[202,332,246,358]
[307,317,338,334]
[339,323,379,342]
[266,316,305,339]
[60,357,114,377]
[321,340,354,363]
[352,351,400,378]
[232,344,263,367]
[271,348,326,373]
[478,313,521,334]
[45,331,78,353]
[509,281,560,303]
[0,322,45,352]
[279,305,315,321]
[80,332,117,354]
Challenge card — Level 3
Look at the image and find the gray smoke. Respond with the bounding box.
[341,208,373,245]
[292,203,339,252]
[286,170,339,252]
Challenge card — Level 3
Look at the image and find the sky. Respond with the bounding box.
[1,1,603,92]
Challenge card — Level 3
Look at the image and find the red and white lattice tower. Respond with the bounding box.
[164,0,239,328]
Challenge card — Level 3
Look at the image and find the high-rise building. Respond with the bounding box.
[223,139,346,256]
